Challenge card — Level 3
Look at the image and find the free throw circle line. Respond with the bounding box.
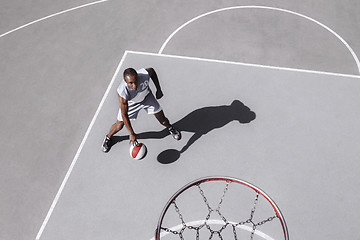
[158,5,360,74]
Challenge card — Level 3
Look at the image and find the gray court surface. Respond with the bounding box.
[1,1,360,240]
[39,52,360,239]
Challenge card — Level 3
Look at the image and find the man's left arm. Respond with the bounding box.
[146,68,163,99]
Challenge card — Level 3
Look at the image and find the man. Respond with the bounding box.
[101,67,181,152]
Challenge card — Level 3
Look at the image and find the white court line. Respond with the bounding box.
[158,5,360,75]
[149,220,274,240]
[0,0,110,38]
[35,51,127,240]
[127,50,360,79]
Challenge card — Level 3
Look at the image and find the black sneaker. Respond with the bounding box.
[102,136,111,152]
[168,126,181,140]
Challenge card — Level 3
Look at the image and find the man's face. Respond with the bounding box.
[125,74,138,90]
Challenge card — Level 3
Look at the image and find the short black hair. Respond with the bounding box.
[123,68,137,79]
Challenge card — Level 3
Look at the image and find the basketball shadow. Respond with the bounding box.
[137,100,256,164]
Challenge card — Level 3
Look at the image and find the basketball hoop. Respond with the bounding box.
[155,176,289,240]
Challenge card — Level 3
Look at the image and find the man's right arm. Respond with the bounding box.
[119,95,137,144]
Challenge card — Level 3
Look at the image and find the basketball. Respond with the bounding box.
[129,143,147,160]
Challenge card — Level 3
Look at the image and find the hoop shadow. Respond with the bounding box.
[134,100,256,164]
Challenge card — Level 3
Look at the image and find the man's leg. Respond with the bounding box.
[154,110,181,140]
[107,121,124,138]
[102,121,124,152]
[154,110,170,128]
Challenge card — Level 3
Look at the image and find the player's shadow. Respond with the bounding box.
[136,100,256,164]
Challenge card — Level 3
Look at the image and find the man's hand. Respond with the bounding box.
[156,89,164,99]
[146,68,164,99]
[129,133,138,145]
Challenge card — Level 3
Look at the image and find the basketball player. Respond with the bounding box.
[101,67,181,152]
